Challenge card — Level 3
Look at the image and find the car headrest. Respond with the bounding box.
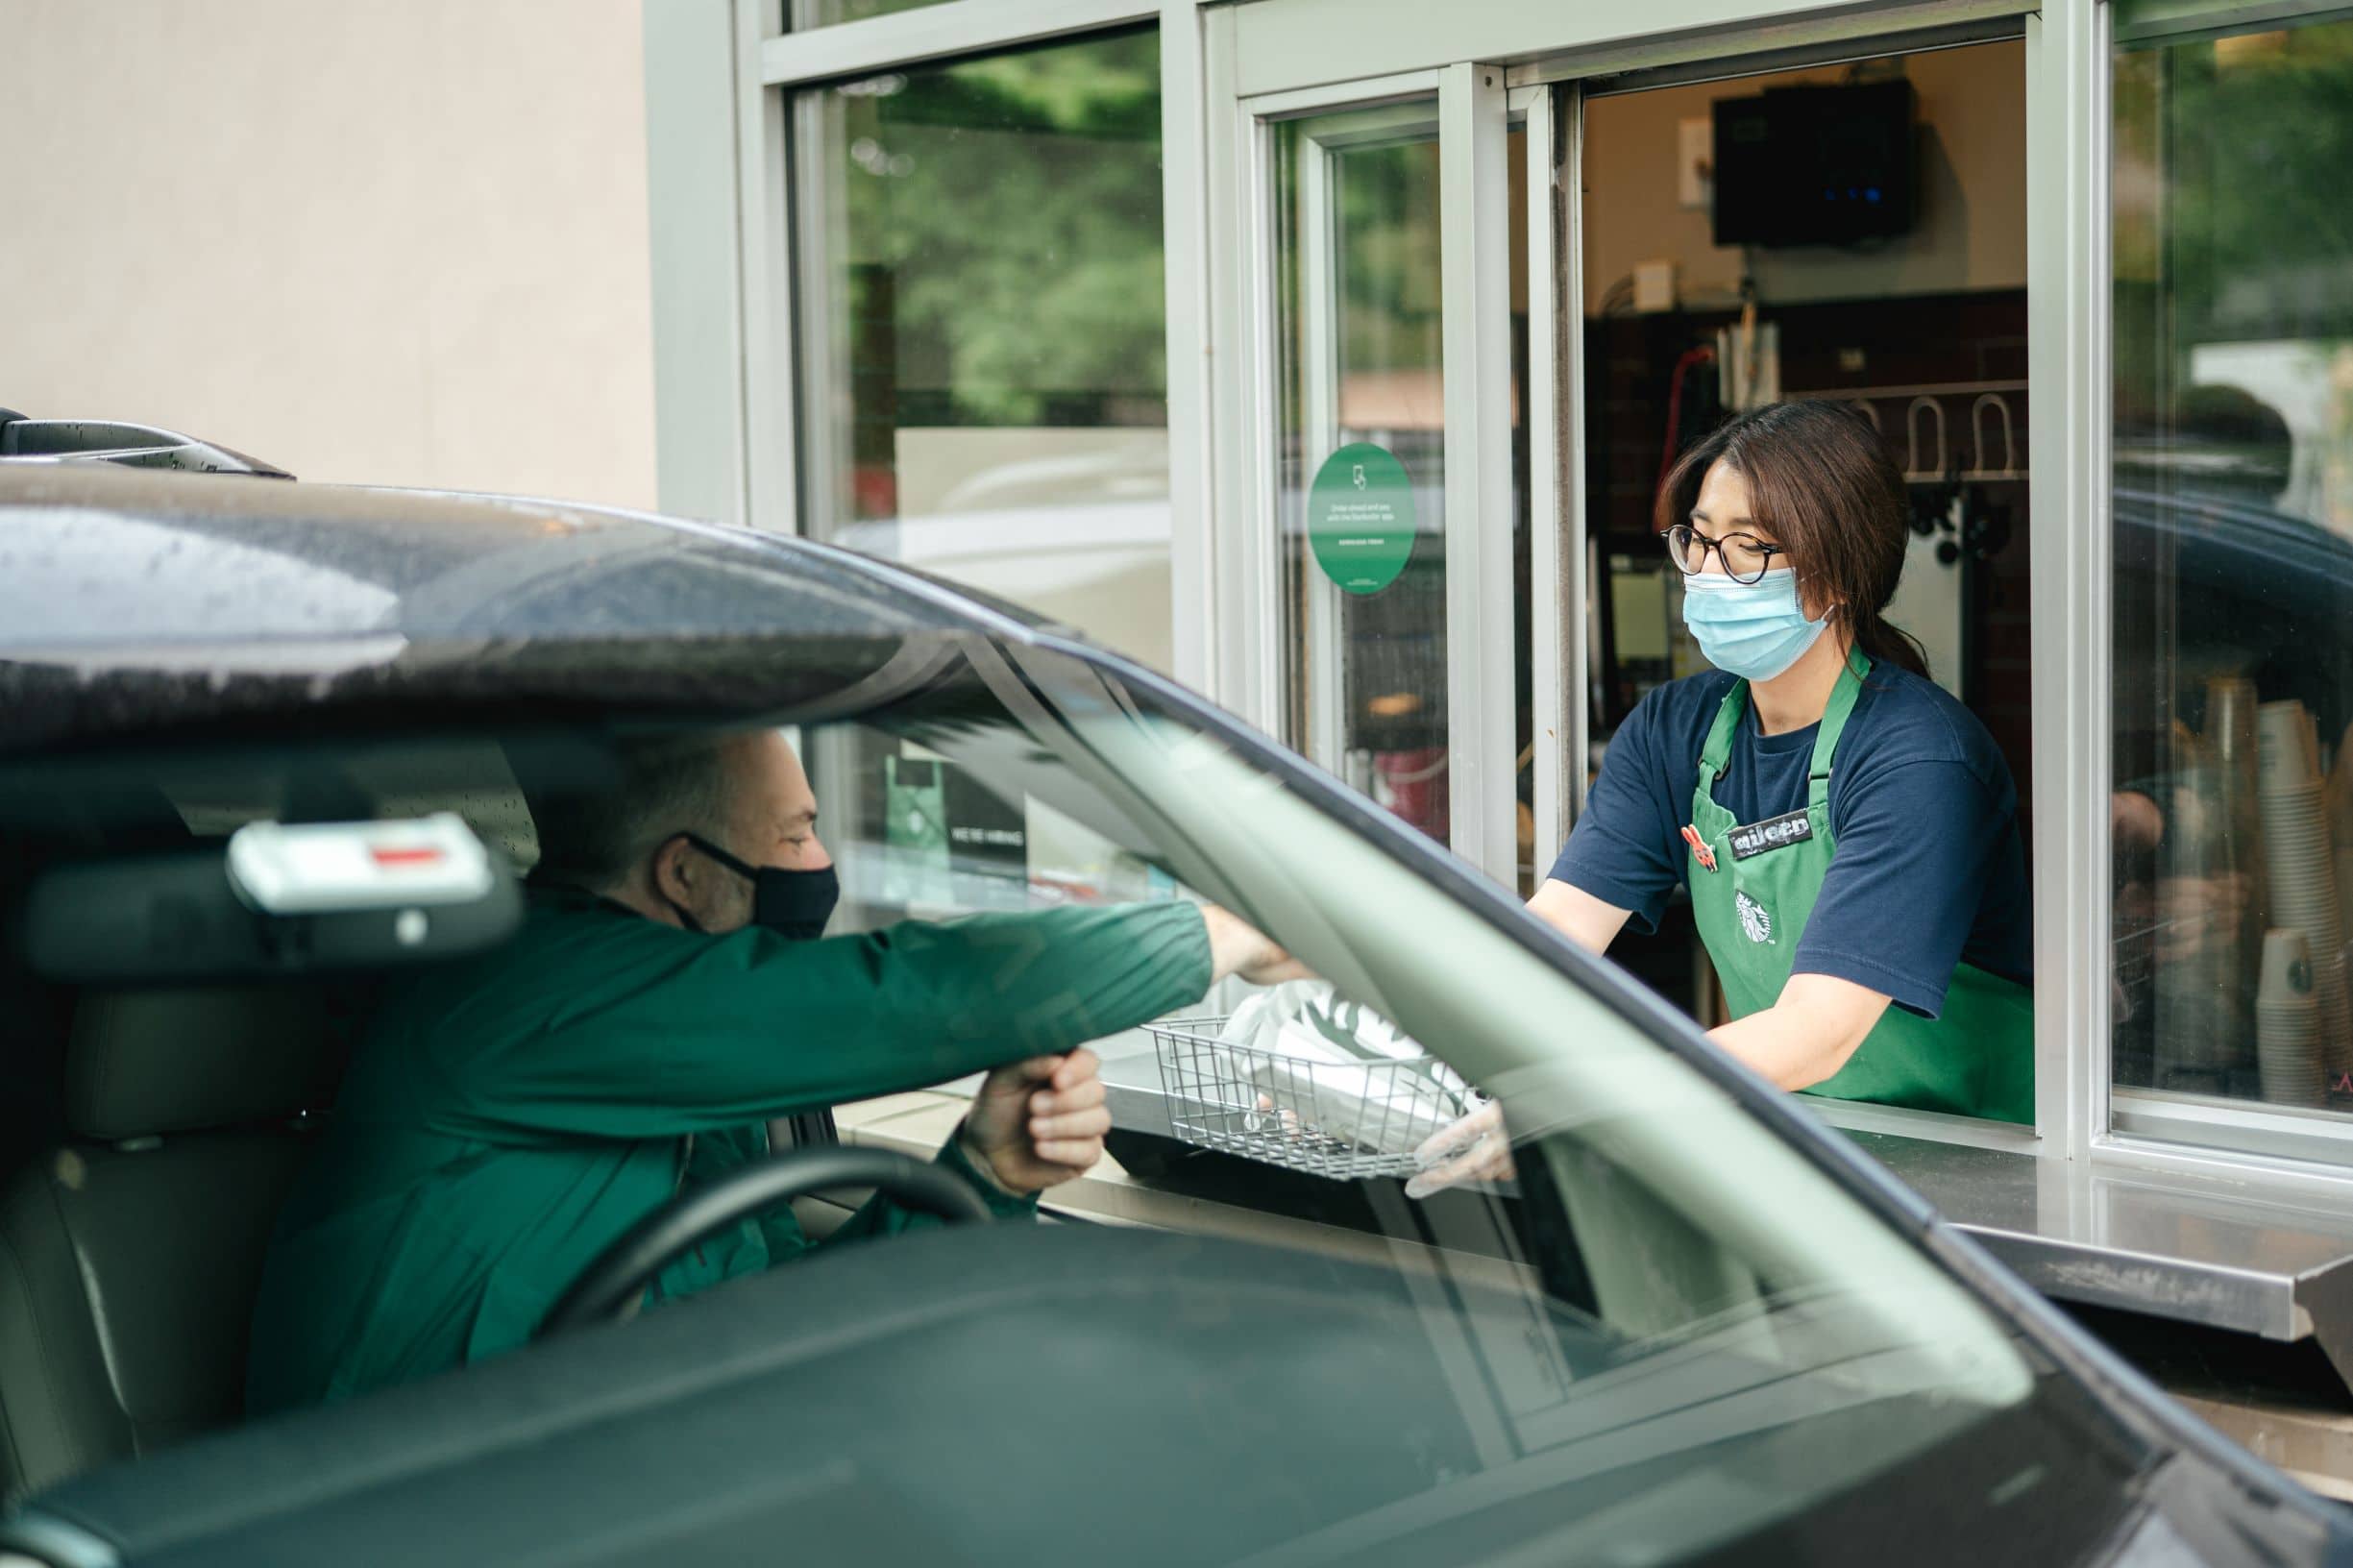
[65,986,346,1142]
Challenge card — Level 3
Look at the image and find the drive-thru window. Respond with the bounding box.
[646,0,2353,1484]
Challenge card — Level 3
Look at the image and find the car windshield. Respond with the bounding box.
[0,627,2140,1563]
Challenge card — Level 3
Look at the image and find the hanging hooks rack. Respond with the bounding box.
[1971,392,2019,479]
[1800,380,2028,483]
[1904,396,1948,483]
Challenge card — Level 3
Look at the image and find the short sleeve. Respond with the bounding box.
[1793,759,2007,1017]
[1546,689,1685,932]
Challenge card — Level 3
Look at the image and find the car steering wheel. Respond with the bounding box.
[536,1144,996,1339]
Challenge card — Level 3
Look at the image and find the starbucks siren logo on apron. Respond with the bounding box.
[1734,889,1773,944]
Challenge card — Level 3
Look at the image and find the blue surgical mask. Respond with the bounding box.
[1679,567,1830,682]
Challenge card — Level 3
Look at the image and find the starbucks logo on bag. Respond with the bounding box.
[1735,890,1773,944]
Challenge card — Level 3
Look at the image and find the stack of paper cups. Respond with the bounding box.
[2155,765,2238,1085]
[2258,699,2351,1087]
[2257,928,2327,1109]
[2206,677,2267,1007]
[2259,699,2322,785]
[2331,719,2353,946]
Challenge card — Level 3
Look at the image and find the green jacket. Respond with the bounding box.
[247,894,1211,1413]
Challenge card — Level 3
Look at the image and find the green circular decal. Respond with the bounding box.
[1308,442,1417,596]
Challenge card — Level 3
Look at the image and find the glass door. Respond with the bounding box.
[1273,101,1448,831]
[1253,71,1532,886]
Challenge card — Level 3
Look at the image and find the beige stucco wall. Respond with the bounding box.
[1583,40,2027,314]
[0,0,657,506]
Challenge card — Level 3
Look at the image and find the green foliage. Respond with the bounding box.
[832,31,1165,428]
[2118,14,2353,342]
[1332,138,1443,379]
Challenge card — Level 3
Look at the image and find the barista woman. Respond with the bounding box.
[1532,398,2033,1127]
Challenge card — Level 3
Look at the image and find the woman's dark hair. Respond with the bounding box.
[1654,399,1929,680]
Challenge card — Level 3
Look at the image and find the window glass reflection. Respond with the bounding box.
[2112,12,2353,1114]
[804,31,1170,669]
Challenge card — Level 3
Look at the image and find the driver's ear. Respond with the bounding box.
[650,834,698,909]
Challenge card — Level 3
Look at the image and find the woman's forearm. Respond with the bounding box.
[1706,972,1893,1090]
[1527,879,1631,954]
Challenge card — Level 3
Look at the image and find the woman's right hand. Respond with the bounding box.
[1404,1101,1515,1199]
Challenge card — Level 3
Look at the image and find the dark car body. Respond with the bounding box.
[0,460,2343,1566]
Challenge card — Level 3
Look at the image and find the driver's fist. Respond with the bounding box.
[960,1047,1111,1195]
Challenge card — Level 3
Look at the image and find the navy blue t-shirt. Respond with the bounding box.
[1550,666,2031,1017]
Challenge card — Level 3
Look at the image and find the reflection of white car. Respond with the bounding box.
[840,436,1452,674]
[844,497,1174,671]
[930,443,1170,513]
[842,433,1178,665]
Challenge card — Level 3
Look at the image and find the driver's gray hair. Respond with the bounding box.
[527,734,739,892]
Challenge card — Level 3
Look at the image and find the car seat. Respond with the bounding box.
[0,985,342,1499]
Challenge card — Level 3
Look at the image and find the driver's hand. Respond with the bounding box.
[1402,1101,1515,1200]
[960,1047,1111,1195]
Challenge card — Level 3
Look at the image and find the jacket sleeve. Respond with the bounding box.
[417,901,1212,1141]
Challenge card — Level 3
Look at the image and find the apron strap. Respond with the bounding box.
[1805,651,1874,814]
[1697,680,1749,784]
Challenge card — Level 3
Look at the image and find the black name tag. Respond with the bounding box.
[1728,809,1814,860]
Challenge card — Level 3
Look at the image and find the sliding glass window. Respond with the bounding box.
[2111,5,2353,1143]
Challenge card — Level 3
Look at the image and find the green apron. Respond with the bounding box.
[1685,653,2035,1123]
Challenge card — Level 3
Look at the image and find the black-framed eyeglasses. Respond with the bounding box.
[1659,523,1784,585]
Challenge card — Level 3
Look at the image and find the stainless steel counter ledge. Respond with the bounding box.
[1848,1131,2353,1390]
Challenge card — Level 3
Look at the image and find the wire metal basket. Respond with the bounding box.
[1148,1016,1472,1181]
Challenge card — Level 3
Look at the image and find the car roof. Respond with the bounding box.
[0,465,1077,755]
[0,463,1041,652]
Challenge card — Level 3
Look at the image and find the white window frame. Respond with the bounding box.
[1203,62,1528,884]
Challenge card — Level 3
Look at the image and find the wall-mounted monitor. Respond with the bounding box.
[1712,80,1918,248]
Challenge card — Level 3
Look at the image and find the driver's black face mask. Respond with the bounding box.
[668,833,839,941]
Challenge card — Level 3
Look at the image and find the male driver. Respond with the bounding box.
[250,729,1294,1412]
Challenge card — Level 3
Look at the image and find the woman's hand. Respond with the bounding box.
[1403,1101,1514,1199]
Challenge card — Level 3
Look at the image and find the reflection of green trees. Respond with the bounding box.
[2116,12,2353,348]
[1334,139,1443,380]
[839,30,1164,428]
[1271,126,1444,405]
